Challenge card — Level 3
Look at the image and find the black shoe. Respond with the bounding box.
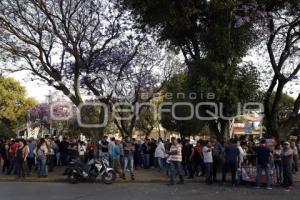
[177,181,184,184]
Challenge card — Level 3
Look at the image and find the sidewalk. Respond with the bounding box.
[1,167,300,184]
[0,167,171,183]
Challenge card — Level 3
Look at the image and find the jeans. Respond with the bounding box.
[143,154,150,169]
[222,161,238,184]
[157,157,165,171]
[37,156,47,177]
[123,156,134,176]
[256,164,272,188]
[169,160,183,183]
[205,162,213,184]
[274,160,283,183]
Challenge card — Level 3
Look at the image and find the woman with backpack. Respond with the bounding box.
[15,139,29,179]
[34,138,48,178]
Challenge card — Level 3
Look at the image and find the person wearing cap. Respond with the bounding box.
[282,141,294,191]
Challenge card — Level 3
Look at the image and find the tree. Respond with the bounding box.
[160,73,206,138]
[0,76,36,138]
[112,52,175,138]
[123,0,262,140]
[235,0,300,139]
[264,5,300,140]
[0,0,167,139]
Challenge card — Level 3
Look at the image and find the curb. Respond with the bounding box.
[0,177,171,184]
[0,177,299,184]
[0,177,199,184]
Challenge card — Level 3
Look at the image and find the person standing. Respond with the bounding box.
[142,138,151,169]
[78,141,86,163]
[59,137,69,166]
[86,140,96,162]
[35,139,48,178]
[203,141,214,185]
[274,144,283,184]
[182,139,194,178]
[167,137,184,185]
[47,139,56,172]
[222,139,240,186]
[2,140,10,174]
[100,136,109,161]
[15,139,29,179]
[254,139,272,189]
[108,137,116,167]
[7,139,20,175]
[290,141,298,174]
[237,141,247,167]
[282,142,294,191]
[122,136,135,180]
[112,140,123,178]
[210,136,223,182]
[155,138,166,172]
[26,139,36,175]
[192,140,204,177]
[133,139,141,169]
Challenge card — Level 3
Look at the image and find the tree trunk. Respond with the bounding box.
[264,80,285,140]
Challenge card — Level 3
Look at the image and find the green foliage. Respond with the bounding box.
[0,76,36,138]
[188,60,261,116]
[123,0,262,139]
[123,0,257,59]
[0,122,16,139]
[0,76,36,123]
[160,73,205,137]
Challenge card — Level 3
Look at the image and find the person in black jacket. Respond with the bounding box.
[182,139,194,178]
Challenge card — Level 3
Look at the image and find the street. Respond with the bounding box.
[1,182,299,200]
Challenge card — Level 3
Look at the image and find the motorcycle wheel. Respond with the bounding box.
[102,171,116,184]
[68,172,79,184]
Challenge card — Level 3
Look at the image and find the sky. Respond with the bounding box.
[8,72,56,102]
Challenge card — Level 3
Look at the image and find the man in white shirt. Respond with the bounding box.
[155,138,166,172]
[167,137,184,185]
[203,141,213,185]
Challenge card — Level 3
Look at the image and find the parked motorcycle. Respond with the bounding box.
[64,158,116,184]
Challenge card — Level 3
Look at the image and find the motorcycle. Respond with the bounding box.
[64,158,116,184]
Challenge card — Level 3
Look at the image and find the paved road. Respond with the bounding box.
[1,182,299,200]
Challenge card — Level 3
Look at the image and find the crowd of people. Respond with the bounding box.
[165,135,299,191]
[0,135,299,191]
